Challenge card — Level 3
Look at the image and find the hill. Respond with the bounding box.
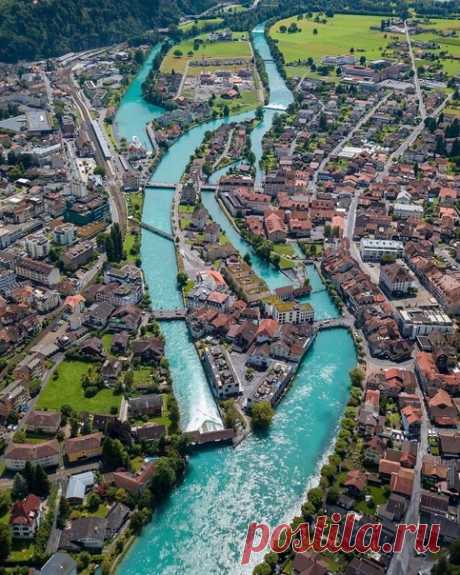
[0,0,217,63]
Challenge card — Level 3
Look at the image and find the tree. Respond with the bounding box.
[86,492,101,512]
[253,563,271,575]
[243,253,251,265]
[22,461,35,490]
[319,113,328,131]
[359,55,366,66]
[0,524,11,562]
[301,501,315,522]
[34,464,50,497]
[307,487,323,511]
[94,165,105,177]
[130,509,148,534]
[102,438,129,471]
[255,106,264,122]
[11,473,28,501]
[251,401,274,431]
[173,49,183,57]
[177,271,188,289]
[313,28,318,35]
[108,223,124,262]
[0,491,10,516]
[150,458,176,498]
[450,538,460,565]
[349,367,365,387]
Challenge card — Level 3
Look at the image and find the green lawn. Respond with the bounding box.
[411,18,460,78]
[272,243,295,257]
[178,18,224,33]
[161,32,251,74]
[102,334,113,354]
[36,361,121,415]
[133,367,154,387]
[9,540,35,562]
[270,14,393,69]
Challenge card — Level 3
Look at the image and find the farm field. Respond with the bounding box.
[36,360,121,414]
[269,14,396,79]
[160,31,251,74]
[411,18,460,78]
[178,18,224,32]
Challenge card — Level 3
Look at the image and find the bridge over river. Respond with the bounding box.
[140,222,174,241]
[148,181,217,191]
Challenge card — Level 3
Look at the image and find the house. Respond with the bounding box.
[439,432,460,459]
[4,440,60,470]
[401,405,422,439]
[24,410,61,434]
[344,557,385,575]
[80,337,105,360]
[111,460,156,494]
[83,302,115,329]
[59,517,107,551]
[264,212,287,242]
[344,469,367,497]
[132,337,164,364]
[379,263,413,297]
[292,551,328,575]
[106,502,130,538]
[428,389,458,427]
[101,358,123,383]
[65,432,103,464]
[107,304,142,333]
[65,471,96,504]
[41,552,77,575]
[134,423,166,442]
[390,467,415,497]
[10,494,42,539]
[111,332,130,354]
[128,394,163,418]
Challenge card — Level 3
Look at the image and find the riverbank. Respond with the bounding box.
[114,23,357,574]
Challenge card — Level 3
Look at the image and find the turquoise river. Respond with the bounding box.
[114,24,356,574]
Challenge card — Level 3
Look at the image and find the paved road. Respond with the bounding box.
[405,20,426,121]
[388,382,429,575]
[308,93,392,196]
[377,94,452,181]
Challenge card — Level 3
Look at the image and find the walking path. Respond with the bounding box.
[405,20,426,121]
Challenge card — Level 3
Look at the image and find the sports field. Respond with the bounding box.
[269,14,395,78]
[161,31,251,74]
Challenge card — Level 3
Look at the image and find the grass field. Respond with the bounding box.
[269,14,395,79]
[161,32,251,74]
[178,18,224,33]
[410,18,460,77]
[36,361,121,415]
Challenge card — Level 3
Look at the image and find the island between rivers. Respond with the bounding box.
[113,23,357,575]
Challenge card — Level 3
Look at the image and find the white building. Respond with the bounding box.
[53,223,76,245]
[265,299,314,324]
[379,263,414,297]
[15,258,61,287]
[397,305,454,339]
[203,345,241,399]
[4,440,60,470]
[33,289,60,313]
[393,202,424,220]
[25,234,50,259]
[360,238,404,262]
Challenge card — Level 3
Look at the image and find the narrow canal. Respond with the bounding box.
[114,23,356,574]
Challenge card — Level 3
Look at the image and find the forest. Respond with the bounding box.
[0,0,217,62]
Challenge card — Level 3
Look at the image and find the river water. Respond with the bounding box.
[114,23,356,574]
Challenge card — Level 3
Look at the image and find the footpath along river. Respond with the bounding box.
[114,23,357,574]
